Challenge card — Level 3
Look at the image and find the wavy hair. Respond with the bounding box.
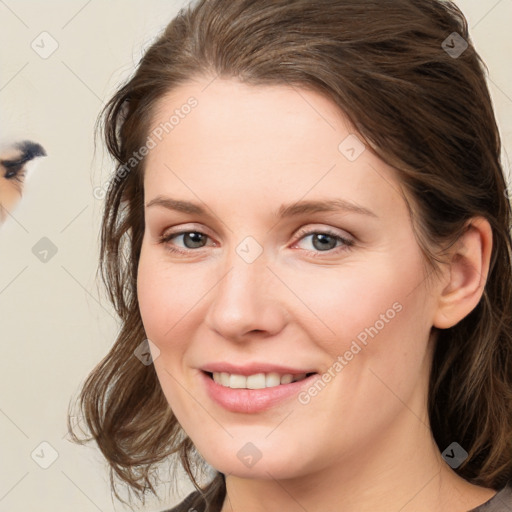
[68,0,512,509]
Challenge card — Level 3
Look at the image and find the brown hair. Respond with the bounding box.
[68,0,512,509]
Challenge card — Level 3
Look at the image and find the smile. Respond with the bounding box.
[201,370,320,413]
[208,371,315,389]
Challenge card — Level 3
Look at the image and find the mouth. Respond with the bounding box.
[200,369,321,413]
[202,370,318,390]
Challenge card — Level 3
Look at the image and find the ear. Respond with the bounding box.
[433,217,493,329]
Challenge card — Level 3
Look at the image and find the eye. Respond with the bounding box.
[159,230,211,254]
[292,227,354,258]
[159,226,354,258]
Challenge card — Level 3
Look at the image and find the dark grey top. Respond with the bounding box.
[163,484,512,512]
[469,485,512,511]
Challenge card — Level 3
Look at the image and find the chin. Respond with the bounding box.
[194,438,314,481]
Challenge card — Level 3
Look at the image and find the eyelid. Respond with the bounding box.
[160,223,216,241]
[292,224,353,242]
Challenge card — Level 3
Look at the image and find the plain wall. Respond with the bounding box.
[0,1,511,510]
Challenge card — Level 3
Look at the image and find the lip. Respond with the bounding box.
[200,362,317,376]
[200,370,319,413]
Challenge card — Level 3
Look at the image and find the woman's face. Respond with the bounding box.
[137,77,442,479]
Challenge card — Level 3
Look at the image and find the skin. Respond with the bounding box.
[137,77,495,512]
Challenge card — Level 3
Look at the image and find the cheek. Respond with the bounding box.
[136,247,212,422]
[137,251,177,348]
[136,245,208,358]
[292,258,420,356]
[301,248,433,396]
[328,265,433,418]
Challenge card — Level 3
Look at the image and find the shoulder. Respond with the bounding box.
[470,484,512,511]
[160,490,206,512]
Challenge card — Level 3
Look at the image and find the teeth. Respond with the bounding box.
[265,373,281,387]
[211,371,309,389]
[220,372,230,387]
[281,373,293,385]
[246,373,265,389]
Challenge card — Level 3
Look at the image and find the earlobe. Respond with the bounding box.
[433,217,493,329]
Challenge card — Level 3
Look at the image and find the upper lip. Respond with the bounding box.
[200,362,317,376]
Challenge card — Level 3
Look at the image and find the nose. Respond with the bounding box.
[203,247,287,342]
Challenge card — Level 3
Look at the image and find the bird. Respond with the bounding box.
[0,140,46,225]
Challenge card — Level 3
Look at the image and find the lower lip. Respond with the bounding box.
[200,371,320,413]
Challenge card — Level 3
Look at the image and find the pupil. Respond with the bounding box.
[314,234,336,251]
[186,232,205,248]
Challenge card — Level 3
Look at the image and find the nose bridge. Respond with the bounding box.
[204,239,285,340]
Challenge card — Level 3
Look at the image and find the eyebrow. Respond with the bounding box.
[145,196,377,218]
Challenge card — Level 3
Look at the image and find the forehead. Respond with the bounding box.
[143,77,403,214]
[148,77,350,160]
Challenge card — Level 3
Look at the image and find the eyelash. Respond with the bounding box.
[158,227,354,258]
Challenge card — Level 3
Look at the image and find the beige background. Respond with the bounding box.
[0,1,511,510]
